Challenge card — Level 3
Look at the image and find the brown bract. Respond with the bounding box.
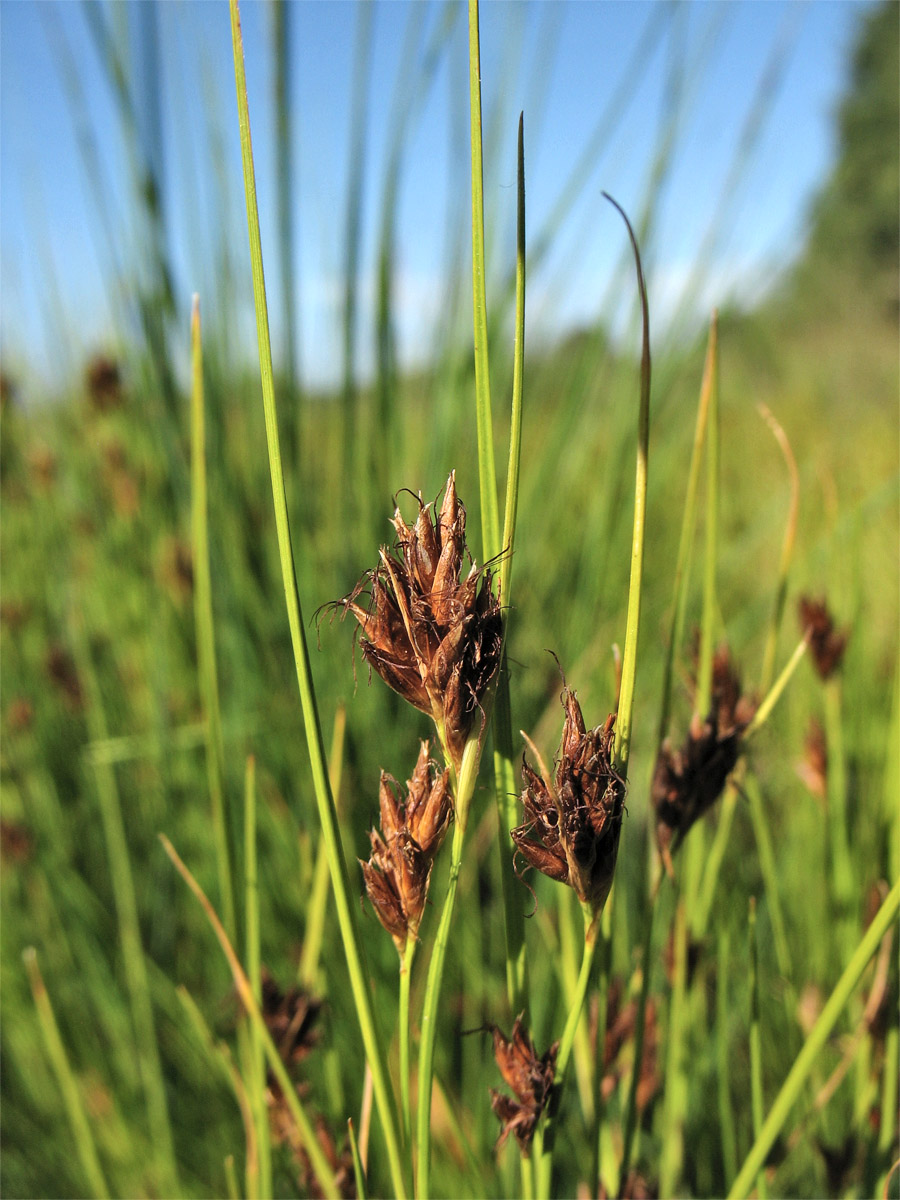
[652,645,754,863]
[512,687,625,913]
[334,473,503,770]
[799,596,848,680]
[489,1016,558,1155]
[361,742,451,951]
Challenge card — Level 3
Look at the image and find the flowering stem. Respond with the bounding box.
[757,403,799,696]
[468,0,501,560]
[535,905,601,1200]
[605,192,650,775]
[659,898,689,1197]
[695,308,720,723]
[657,315,715,748]
[748,900,769,1200]
[619,873,663,1186]
[399,935,416,1145]
[415,735,483,1198]
[824,676,855,954]
[229,5,406,1194]
[190,296,236,945]
[744,635,808,739]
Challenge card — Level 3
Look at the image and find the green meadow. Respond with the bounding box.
[2,3,897,1198]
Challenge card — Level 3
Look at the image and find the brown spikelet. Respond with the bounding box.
[798,596,848,680]
[260,972,322,1068]
[361,743,452,950]
[489,1016,558,1155]
[797,717,827,799]
[329,473,503,770]
[512,684,625,913]
[652,644,753,862]
[44,645,83,711]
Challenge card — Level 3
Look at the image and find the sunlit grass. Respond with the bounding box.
[1,3,897,1199]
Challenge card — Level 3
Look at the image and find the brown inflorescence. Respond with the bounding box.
[797,716,828,800]
[489,1016,558,1155]
[85,354,123,412]
[512,685,625,914]
[798,595,848,680]
[652,645,754,864]
[600,979,660,1114]
[360,742,452,951]
[260,971,322,1071]
[334,473,503,770]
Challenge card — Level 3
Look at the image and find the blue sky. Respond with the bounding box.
[0,0,874,392]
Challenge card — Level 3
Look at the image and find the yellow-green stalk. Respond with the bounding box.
[228,4,406,1192]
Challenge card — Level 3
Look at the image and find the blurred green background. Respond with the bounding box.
[1,2,897,1197]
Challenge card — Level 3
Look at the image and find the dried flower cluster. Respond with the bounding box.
[336,473,503,769]
[652,645,755,863]
[512,687,625,914]
[361,742,452,951]
[799,596,848,680]
[489,1016,558,1155]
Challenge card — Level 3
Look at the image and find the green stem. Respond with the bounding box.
[695,310,719,722]
[824,677,855,951]
[415,736,483,1199]
[659,899,689,1198]
[468,0,501,563]
[244,756,271,1200]
[757,403,798,695]
[744,636,808,740]
[24,949,111,1200]
[491,110,529,1017]
[619,880,662,1185]
[744,773,791,980]
[657,315,716,748]
[298,704,347,991]
[716,927,738,1184]
[399,936,416,1145]
[605,193,651,774]
[228,5,406,1194]
[693,785,738,939]
[727,876,900,1199]
[748,900,768,1200]
[191,295,237,945]
[535,906,601,1200]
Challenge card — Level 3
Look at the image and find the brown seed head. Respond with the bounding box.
[361,744,451,950]
[652,647,752,862]
[44,644,83,711]
[260,972,322,1069]
[512,687,625,913]
[798,596,848,680]
[489,1016,558,1155]
[403,741,453,857]
[85,354,123,411]
[332,473,503,769]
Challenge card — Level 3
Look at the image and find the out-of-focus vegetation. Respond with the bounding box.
[1,3,897,1199]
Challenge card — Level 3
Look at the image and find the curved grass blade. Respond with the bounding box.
[228,5,406,1194]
